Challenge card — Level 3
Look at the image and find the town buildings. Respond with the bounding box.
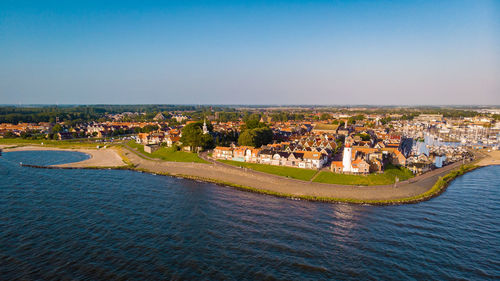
[1,108,497,176]
[214,145,328,169]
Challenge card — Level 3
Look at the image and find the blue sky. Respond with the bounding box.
[0,0,498,105]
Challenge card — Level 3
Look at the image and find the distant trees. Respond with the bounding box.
[242,113,261,123]
[3,131,17,138]
[269,112,305,122]
[111,128,130,136]
[0,106,106,124]
[0,105,487,125]
[320,113,331,120]
[216,112,240,122]
[51,124,63,133]
[0,105,208,124]
[332,119,346,127]
[379,117,392,125]
[20,130,43,139]
[270,112,288,122]
[244,119,266,130]
[347,114,365,125]
[134,124,159,133]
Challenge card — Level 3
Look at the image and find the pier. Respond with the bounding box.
[20,163,84,170]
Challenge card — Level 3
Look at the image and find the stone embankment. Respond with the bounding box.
[5,144,498,204]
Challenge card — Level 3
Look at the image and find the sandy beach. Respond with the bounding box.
[2,145,125,167]
[476,150,500,166]
[3,144,497,203]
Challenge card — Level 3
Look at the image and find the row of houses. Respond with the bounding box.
[214,146,328,169]
[0,122,53,136]
[135,130,181,146]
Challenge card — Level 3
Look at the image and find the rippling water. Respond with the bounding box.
[1,151,499,280]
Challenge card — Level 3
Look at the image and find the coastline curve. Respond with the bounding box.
[4,145,495,206]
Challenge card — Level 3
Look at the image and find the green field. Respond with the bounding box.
[0,138,111,149]
[313,164,414,186]
[126,140,209,163]
[218,160,318,181]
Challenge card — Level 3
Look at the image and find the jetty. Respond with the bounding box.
[19,163,74,169]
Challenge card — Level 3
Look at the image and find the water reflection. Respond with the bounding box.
[1,151,498,281]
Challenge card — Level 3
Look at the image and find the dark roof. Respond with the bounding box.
[276,152,290,158]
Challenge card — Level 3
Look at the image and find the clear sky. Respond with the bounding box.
[0,0,499,105]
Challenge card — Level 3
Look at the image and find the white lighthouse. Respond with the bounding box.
[342,141,352,173]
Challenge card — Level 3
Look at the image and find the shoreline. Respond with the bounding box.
[2,145,126,167]
[2,144,498,205]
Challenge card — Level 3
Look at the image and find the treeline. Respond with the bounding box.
[327,108,480,119]
[0,105,236,124]
[0,106,106,124]
[1,105,488,125]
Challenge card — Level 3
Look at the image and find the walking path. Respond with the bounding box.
[309,170,322,182]
[120,145,467,201]
[4,144,497,203]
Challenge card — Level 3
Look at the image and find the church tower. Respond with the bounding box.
[342,141,352,173]
[202,119,209,134]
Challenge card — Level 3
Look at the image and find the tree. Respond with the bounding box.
[356,133,371,141]
[238,130,255,146]
[200,133,215,149]
[180,122,214,151]
[348,114,365,125]
[242,113,261,123]
[294,113,305,121]
[335,135,345,150]
[51,124,63,133]
[238,127,273,147]
[215,130,238,146]
[139,124,159,133]
[245,119,266,130]
[320,113,331,121]
[3,131,17,138]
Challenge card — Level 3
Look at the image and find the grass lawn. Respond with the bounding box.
[126,140,209,163]
[218,160,318,181]
[0,138,110,149]
[313,164,414,186]
[126,140,147,152]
